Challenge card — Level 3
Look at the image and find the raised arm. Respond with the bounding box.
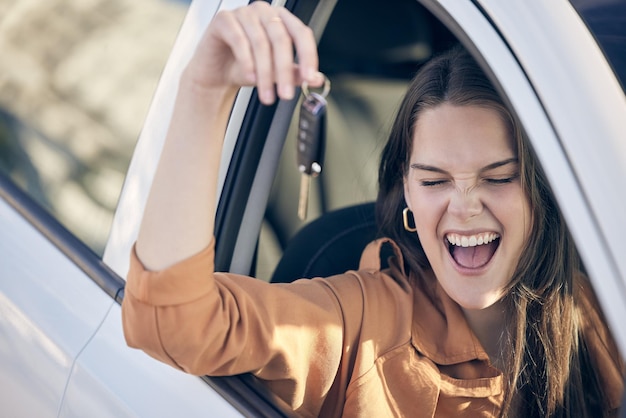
[135,2,323,270]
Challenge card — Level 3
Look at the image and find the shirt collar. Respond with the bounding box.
[363,238,494,367]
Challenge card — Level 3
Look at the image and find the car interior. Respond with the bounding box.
[257,0,457,282]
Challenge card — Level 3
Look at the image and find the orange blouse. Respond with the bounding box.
[122,238,623,417]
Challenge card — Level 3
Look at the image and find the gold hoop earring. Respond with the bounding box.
[402,207,417,232]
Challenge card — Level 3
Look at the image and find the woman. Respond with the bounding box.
[377,47,624,416]
[122,2,624,416]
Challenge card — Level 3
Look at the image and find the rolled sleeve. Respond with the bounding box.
[125,241,216,306]
[120,238,355,415]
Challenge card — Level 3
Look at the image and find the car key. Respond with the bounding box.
[297,76,330,220]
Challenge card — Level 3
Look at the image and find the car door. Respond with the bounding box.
[4,0,617,417]
[0,180,116,417]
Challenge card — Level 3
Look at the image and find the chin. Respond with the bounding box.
[447,285,505,311]
[456,298,499,311]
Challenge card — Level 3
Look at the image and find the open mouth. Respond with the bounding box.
[446,232,500,269]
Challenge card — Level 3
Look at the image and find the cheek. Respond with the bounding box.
[410,188,448,240]
[491,187,532,240]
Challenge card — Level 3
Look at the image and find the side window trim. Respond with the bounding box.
[0,173,124,302]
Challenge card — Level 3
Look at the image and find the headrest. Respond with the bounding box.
[319,0,432,78]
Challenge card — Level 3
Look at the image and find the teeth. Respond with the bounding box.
[446,232,499,247]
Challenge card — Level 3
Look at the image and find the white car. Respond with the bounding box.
[1,0,624,416]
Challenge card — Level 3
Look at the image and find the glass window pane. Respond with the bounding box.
[0,0,188,255]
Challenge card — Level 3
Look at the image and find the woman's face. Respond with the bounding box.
[404,103,531,310]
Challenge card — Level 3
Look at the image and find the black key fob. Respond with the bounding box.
[297,92,327,177]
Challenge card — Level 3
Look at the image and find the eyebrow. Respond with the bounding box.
[410,158,519,175]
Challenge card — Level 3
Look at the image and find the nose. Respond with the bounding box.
[447,187,483,220]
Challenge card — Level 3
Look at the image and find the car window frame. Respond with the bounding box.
[0,173,124,301]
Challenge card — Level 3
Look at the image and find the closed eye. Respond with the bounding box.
[484,176,518,185]
[420,180,448,187]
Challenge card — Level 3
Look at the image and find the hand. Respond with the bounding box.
[186,1,325,105]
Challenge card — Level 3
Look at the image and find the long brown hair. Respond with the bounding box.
[376,45,618,416]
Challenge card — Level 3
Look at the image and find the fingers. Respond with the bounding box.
[238,4,286,104]
[209,11,257,84]
[262,13,297,101]
[276,7,320,86]
[211,2,322,105]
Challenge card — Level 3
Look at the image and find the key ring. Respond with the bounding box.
[301,73,331,98]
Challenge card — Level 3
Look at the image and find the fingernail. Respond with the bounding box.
[262,88,275,104]
[314,71,325,85]
[281,84,294,100]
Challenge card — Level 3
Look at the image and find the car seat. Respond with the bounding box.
[271,202,392,283]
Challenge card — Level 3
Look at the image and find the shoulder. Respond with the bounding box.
[320,266,413,313]
[318,237,414,307]
[317,239,415,356]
